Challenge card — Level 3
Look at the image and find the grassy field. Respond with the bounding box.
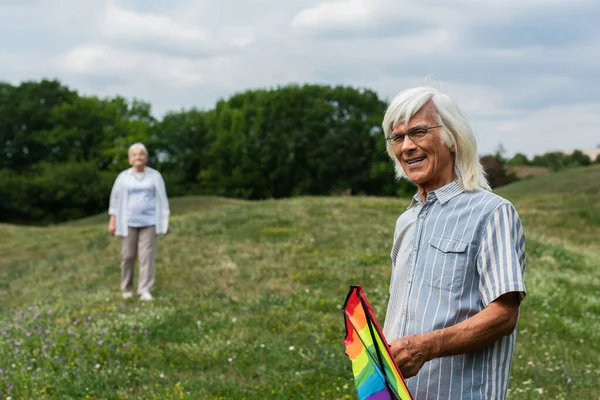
[1,166,599,399]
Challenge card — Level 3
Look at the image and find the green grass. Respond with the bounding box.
[1,166,599,399]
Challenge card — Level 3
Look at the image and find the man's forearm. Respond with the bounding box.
[425,292,519,360]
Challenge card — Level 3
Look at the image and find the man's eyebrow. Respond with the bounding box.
[392,124,429,134]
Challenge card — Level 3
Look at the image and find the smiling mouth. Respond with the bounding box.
[405,157,426,165]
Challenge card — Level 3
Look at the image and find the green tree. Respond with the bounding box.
[506,153,530,166]
[565,150,591,167]
[47,96,155,171]
[0,79,76,170]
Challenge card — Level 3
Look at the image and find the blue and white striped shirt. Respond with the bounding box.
[383,181,527,400]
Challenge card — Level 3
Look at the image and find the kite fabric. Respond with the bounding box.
[343,285,413,400]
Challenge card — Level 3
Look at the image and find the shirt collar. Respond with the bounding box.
[407,180,465,209]
[127,167,150,175]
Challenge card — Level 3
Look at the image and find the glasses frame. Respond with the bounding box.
[385,125,442,145]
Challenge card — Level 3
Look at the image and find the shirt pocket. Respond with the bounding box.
[427,234,469,292]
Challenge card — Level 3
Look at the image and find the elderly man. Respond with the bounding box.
[381,87,526,400]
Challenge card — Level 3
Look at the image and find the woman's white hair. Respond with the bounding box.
[128,142,148,156]
[382,87,491,192]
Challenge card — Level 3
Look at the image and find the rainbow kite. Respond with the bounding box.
[343,285,413,400]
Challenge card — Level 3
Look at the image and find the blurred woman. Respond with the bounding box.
[108,143,170,301]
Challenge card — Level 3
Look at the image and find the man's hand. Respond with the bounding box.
[389,333,436,378]
[108,216,116,236]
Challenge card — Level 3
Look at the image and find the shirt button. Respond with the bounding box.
[420,214,425,219]
[401,310,406,316]
[413,247,417,252]
[408,279,412,284]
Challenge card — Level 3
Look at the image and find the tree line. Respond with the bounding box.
[0,79,414,224]
[1,79,597,225]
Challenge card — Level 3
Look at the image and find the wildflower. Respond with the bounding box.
[26,332,31,337]
[260,344,265,348]
[289,346,295,351]
[45,330,50,335]
[567,378,572,384]
[98,340,103,345]
[28,306,33,311]
[95,364,101,369]
[68,330,74,335]
[160,373,165,379]
[144,330,148,336]
[231,317,237,323]
[34,313,40,319]
[47,310,53,315]
[123,343,130,348]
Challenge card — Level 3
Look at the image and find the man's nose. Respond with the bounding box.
[401,136,418,153]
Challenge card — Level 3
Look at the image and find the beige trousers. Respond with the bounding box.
[121,226,156,294]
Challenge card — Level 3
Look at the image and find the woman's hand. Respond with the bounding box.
[108,216,117,236]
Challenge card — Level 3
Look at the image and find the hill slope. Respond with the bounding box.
[1,167,599,399]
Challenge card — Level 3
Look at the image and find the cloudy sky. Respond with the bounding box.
[1,0,599,157]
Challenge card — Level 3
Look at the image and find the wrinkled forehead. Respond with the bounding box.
[128,147,147,156]
[392,101,438,131]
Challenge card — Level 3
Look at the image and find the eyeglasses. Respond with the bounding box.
[386,125,442,145]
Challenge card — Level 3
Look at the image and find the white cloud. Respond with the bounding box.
[291,0,371,30]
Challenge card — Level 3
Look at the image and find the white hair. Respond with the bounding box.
[382,87,491,192]
[128,142,148,156]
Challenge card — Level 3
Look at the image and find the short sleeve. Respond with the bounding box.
[477,202,527,307]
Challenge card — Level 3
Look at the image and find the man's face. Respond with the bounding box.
[391,102,455,190]
[128,148,147,168]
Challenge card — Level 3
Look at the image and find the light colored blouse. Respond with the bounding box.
[109,167,170,237]
[126,172,156,228]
